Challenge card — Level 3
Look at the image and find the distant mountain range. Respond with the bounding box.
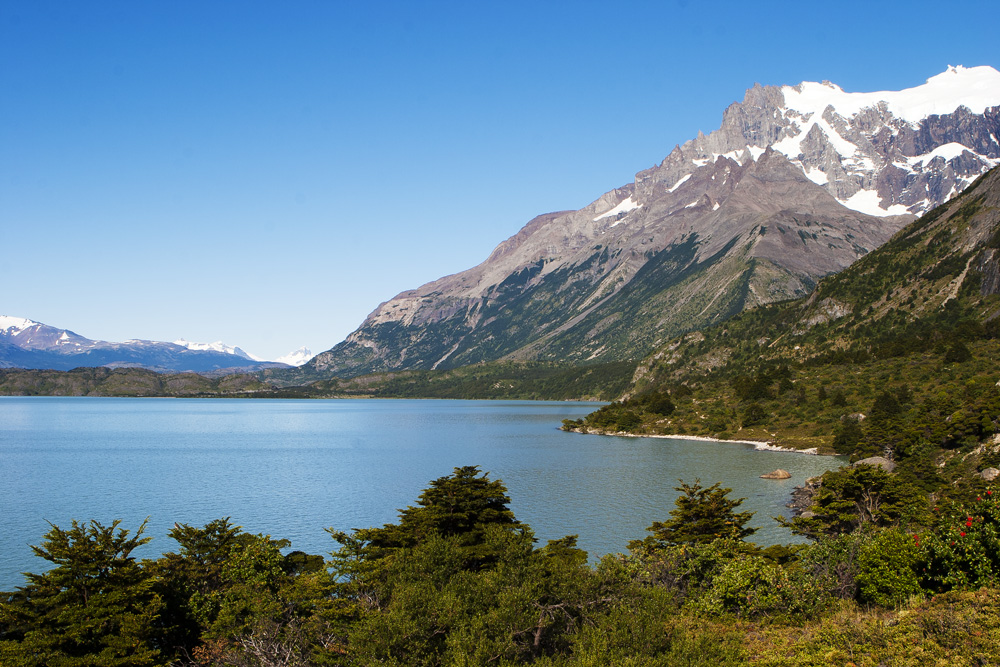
[0,316,312,373]
[301,66,1000,379]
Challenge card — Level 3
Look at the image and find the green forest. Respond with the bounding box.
[3,465,1000,666]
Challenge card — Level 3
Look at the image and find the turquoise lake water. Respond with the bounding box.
[0,397,843,589]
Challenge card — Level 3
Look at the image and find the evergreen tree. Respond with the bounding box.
[150,518,243,659]
[331,466,522,571]
[630,480,756,549]
[0,519,161,666]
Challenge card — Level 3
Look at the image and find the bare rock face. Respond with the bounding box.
[760,469,792,479]
[980,468,1000,482]
[853,456,897,473]
[308,67,1000,378]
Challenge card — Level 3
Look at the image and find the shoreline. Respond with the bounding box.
[570,428,824,455]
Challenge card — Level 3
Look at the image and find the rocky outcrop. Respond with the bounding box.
[760,469,792,479]
[853,456,897,472]
[787,476,823,516]
[306,68,1000,379]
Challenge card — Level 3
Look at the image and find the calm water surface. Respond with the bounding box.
[0,397,842,589]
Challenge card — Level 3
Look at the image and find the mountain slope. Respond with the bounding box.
[631,164,1000,388]
[569,166,1000,453]
[305,67,1000,379]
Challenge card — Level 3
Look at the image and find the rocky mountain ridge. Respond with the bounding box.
[299,67,1000,379]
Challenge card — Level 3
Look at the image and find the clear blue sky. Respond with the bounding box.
[2,1,997,361]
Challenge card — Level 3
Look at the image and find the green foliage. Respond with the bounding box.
[924,490,1000,592]
[788,465,927,538]
[854,527,923,607]
[690,553,823,620]
[630,480,756,549]
[11,466,1000,663]
[0,519,162,666]
[330,466,522,576]
[740,401,768,427]
[944,339,973,363]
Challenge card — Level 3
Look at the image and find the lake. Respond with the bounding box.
[0,397,842,590]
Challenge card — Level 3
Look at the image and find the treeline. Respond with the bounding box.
[306,361,636,401]
[3,466,1000,666]
[0,367,273,397]
[0,360,635,402]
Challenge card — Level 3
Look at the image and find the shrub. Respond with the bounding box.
[855,527,923,607]
[923,490,1000,591]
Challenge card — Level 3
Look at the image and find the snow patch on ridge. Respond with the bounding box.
[594,196,641,221]
[666,174,691,193]
[841,189,910,217]
[803,167,828,185]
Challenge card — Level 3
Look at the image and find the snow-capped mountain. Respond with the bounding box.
[306,66,1000,378]
[174,338,263,362]
[0,316,289,373]
[275,347,314,367]
[669,65,1000,217]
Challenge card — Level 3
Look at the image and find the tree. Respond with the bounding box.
[0,519,162,666]
[330,466,522,572]
[150,517,243,659]
[944,340,973,363]
[629,480,756,550]
[786,465,926,538]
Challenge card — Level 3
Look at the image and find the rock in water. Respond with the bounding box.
[760,469,792,479]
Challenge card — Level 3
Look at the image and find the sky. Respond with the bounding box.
[2,1,998,362]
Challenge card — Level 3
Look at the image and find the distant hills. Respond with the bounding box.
[0,316,301,374]
[300,66,1000,380]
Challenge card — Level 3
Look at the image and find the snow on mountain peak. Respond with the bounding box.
[0,316,40,335]
[173,338,262,361]
[781,65,1000,123]
[275,347,314,367]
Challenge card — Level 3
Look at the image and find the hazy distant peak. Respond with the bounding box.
[173,338,262,361]
[275,347,314,367]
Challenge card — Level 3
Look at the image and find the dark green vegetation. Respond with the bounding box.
[0,360,634,401]
[276,360,634,400]
[0,367,274,397]
[5,466,1000,666]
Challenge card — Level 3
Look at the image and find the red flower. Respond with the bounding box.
[960,532,966,537]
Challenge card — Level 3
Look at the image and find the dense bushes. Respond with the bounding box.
[4,468,1000,665]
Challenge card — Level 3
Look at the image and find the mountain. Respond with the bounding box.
[633,163,1000,387]
[0,316,288,374]
[275,346,315,367]
[173,338,262,361]
[570,164,1000,448]
[304,66,1000,379]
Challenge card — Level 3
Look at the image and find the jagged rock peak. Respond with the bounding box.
[665,65,1000,218]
